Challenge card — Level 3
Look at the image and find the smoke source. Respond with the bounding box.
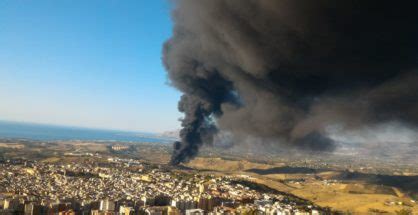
[163,0,418,165]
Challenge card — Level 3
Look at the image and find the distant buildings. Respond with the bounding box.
[111,145,130,151]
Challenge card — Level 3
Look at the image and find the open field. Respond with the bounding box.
[186,157,418,214]
[0,143,25,149]
[290,182,415,214]
[186,157,275,172]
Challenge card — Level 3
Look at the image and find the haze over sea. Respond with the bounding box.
[0,121,172,143]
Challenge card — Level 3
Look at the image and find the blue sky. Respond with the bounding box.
[0,0,182,133]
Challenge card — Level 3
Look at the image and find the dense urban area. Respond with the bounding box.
[1,139,417,214]
[0,155,324,214]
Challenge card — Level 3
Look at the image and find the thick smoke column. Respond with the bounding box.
[163,0,418,165]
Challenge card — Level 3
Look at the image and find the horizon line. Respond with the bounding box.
[0,119,161,135]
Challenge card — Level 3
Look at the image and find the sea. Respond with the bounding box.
[0,120,173,143]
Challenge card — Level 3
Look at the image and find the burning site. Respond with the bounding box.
[163,0,418,165]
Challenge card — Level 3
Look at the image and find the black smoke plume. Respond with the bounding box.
[163,0,418,165]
